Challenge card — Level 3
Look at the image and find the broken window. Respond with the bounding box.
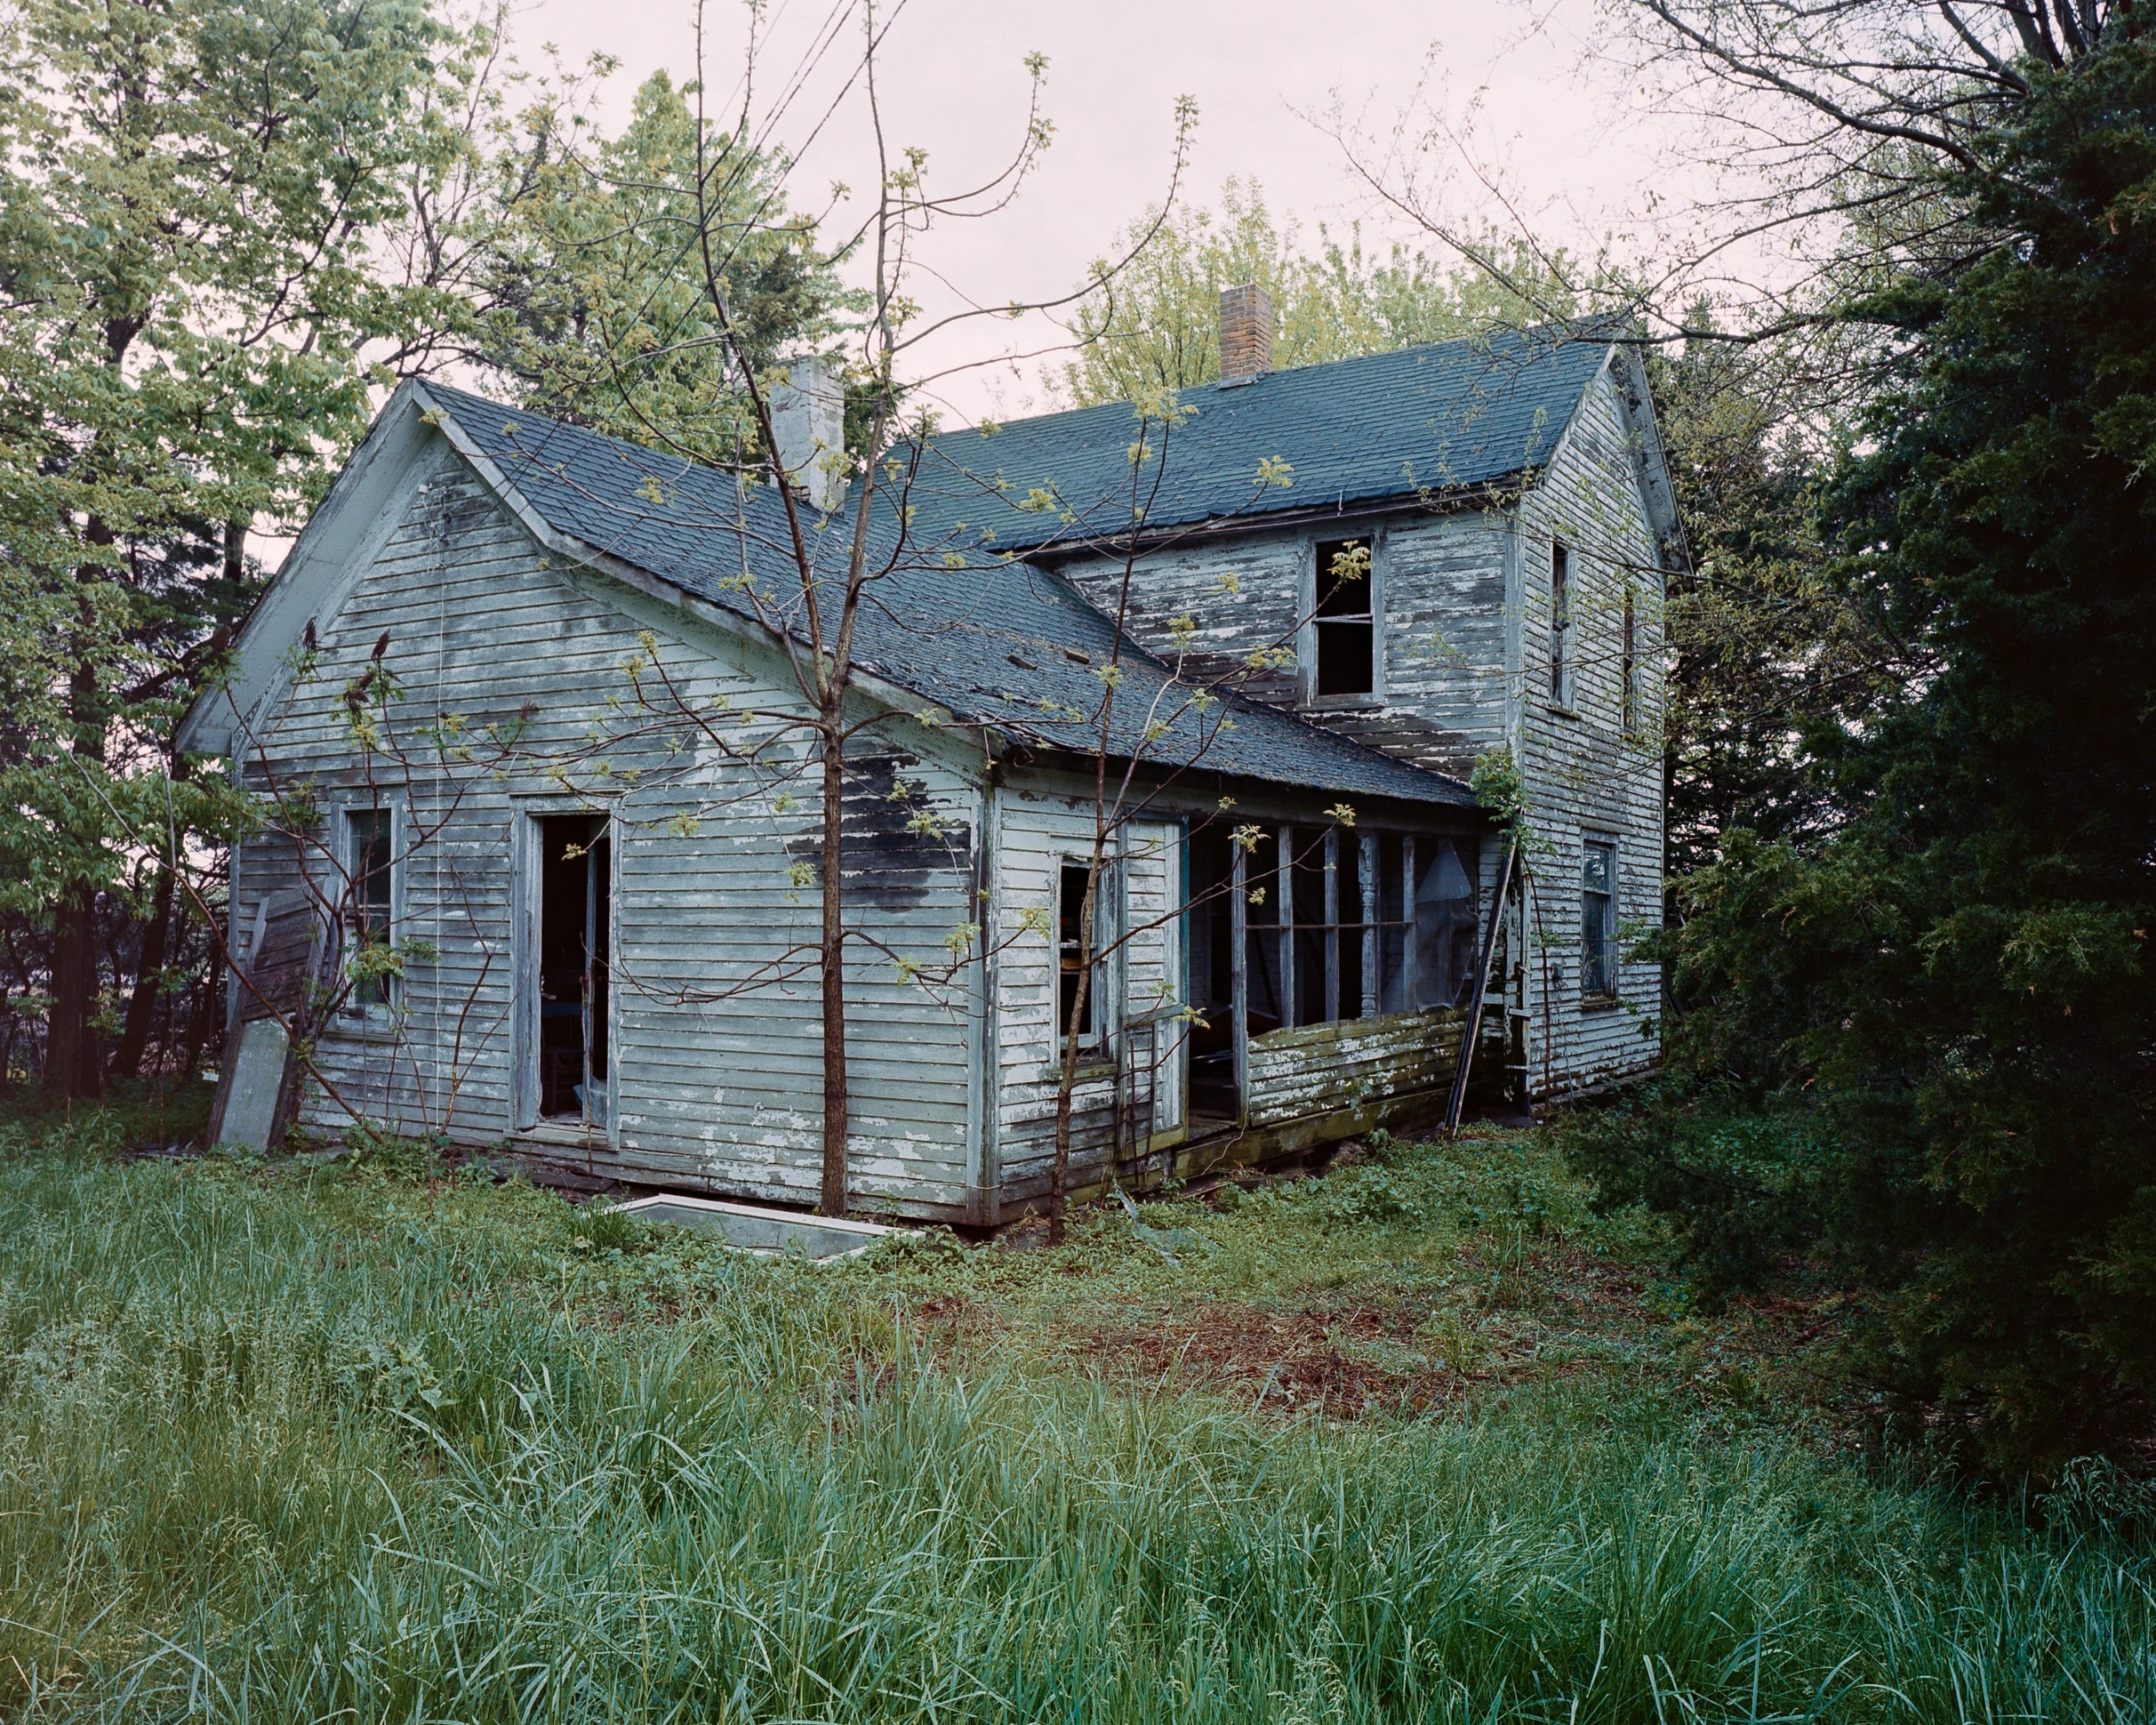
[1058,860,1111,1052]
[1238,828,1471,1030]
[1312,536,1375,698]
[537,814,610,1119]
[1621,584,1639,735]
[1412,839,1481,1009]
[342,807,395,1014]
[1549,541,1571,704]
[1582,837,1618,1000]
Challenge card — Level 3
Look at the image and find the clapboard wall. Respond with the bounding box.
[1034,365,1666,1101]
[228,436,989,1219]
[986,790,1182,1214]
[1508,359,1667,1095]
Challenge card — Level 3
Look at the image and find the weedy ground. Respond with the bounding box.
[0,1087,2149,1722]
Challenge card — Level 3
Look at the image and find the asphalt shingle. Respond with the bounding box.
[416,358,1599,811]
[903,325,1614,556]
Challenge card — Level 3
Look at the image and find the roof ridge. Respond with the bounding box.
[942,315,1619,439]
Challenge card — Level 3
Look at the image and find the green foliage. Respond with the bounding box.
[1056,180,1596,405]
[1563,1087,1835,1304]
[474,70,846,462]
[1656,43,2156,1472]
[1469,745,1527,834]
[0,1136,2151,1719]
[1646,325,1901,876]
[0,0,499,1088]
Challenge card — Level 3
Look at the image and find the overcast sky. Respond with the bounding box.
[507,0,1679,421]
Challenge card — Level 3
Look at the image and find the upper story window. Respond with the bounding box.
[1621,583,1639,735]
[1549,541,1572,705]
[1311,536,1374,698]
[342,806,396,1014]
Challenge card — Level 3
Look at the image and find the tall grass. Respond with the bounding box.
[0,1147,2149,1721]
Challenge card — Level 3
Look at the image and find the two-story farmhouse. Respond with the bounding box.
[179,293,1678,1224]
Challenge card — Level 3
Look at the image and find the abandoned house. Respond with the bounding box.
[177,291,1679,1224]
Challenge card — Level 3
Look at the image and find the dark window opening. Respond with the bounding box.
[1582,838,1617,1000]
[1621,586,1639,735]
[1292,834,1329,1026]
[1550,541,1571,703]
[1313,536,1374,697]
[344,808,394,1012]
[1058,861,1106,1051]
[538,814,610,1119]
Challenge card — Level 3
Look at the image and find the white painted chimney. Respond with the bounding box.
[1219,283,1275,382]
[768,355,846,514]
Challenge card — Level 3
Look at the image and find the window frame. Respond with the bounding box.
[1055,856,1118,1061]
[1548,540,1573,709]
[337,801,402,1024]
[1302,531,1384,707]
[1580,833,1619,1007]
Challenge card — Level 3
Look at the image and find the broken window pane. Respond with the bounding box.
[1313,536,1374,697]
[1582,838,1617,999]
[1414,839,1481,1009]
[1550,542,1570,703]
[345,807,394,1010]
[1378,834,1408,1014]
[1058,861,1104,1046]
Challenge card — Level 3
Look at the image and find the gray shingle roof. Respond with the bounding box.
[906,325,1614,556]
[417,381,1480,811]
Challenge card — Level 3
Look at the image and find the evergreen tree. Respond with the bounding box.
[1663,38,2156,1468]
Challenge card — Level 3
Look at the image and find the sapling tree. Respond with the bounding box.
[455,0,1195,1214]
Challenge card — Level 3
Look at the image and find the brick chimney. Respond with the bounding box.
[1218,283,1274,382]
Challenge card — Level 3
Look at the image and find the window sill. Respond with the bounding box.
[1303,693,1384,713]
[1580,993,1623,1015]
[1543,702,1580,721]
[326,1015,403,1043]
[1045,1057,1116,1084]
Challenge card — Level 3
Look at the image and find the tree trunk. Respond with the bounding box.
[109,861,176,1080]
[818,722,849,1216]
[180,928,221,1079]
[50,514,116,1100]
[45,881,105,1099]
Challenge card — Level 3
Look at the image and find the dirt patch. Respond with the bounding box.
[1070,1300,1484,1419]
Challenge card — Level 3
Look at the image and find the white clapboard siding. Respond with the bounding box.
[1511,362,1667,1095]
[231,445,987,1219]
[1015,365,1666,1102]
[989,797,1181,1208]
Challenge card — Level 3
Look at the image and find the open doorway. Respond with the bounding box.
[535,814,610,1121]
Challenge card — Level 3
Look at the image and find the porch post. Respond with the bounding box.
[1277,826,1295,1030]
[1401,835,1417,1010]
[1322,828,1340,1023]
[1230,838,1248,1121]
[1359,832,1380,1016]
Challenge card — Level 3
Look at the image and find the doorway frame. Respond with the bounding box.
[509,797,620,1143]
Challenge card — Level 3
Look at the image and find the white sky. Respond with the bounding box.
[507,0,1682,421]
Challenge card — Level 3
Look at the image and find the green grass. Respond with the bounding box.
[0,1101,2150,1721]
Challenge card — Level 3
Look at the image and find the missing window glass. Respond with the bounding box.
[343,807,394,1012]
[1058,861,1109,1051]
[1549,541,1571,704]
[1312,536,1374,697]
